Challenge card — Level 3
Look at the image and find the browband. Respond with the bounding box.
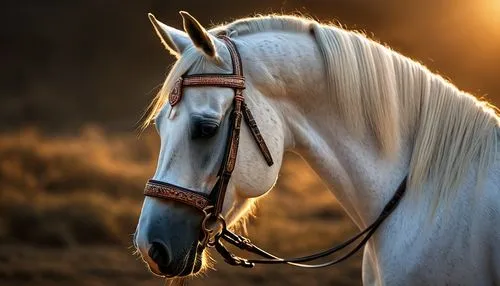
[169,75,245,107]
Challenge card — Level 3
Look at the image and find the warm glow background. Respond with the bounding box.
[1,1,499,285]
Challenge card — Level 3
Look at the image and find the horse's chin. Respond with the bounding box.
[180,244,208,276]
[176,248,203,277]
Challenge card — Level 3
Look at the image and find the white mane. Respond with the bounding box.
[146,14,500,211]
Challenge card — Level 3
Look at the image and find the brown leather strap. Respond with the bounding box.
[211,36,245,218]
[183,75,245,89]
[220,36,273,167]
[169,75,245,107]
[242,102,274,166]
[144,180,210,212]
[219,36,243,76]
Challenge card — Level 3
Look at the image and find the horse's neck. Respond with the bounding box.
[243,32,411,227]
[287,105,411,227]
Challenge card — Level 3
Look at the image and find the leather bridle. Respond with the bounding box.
[144,35,407,269]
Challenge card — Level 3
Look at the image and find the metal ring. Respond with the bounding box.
[200,206,227,248]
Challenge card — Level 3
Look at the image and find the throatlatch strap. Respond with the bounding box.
[242,103,274,166]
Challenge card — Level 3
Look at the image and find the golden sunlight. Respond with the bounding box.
[477,0,500,31]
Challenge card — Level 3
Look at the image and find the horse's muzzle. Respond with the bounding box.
[134,197,204,277]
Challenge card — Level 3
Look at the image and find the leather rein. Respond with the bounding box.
[144,35,408,269]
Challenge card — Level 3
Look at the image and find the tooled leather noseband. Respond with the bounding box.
[144,35,407,269]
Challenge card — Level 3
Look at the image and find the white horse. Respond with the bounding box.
[134,11,500,285]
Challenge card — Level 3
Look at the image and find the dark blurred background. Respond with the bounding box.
[1,1,499,286]
[2,0,499,132]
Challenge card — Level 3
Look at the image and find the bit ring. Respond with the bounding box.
[200,206,226,248]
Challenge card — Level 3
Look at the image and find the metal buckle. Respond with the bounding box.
[200,206,226,248]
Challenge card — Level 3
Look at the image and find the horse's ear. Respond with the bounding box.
[148,13,190,58]
[179,11,219,59]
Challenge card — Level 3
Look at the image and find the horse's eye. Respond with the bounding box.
[190,114,220,139]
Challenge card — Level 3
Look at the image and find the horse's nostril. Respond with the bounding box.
[148,242,171,268]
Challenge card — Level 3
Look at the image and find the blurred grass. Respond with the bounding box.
[0,128,361,285]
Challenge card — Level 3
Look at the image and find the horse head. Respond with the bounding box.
[134,12,286,277]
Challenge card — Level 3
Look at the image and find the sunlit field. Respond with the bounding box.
[0,128,360,286]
